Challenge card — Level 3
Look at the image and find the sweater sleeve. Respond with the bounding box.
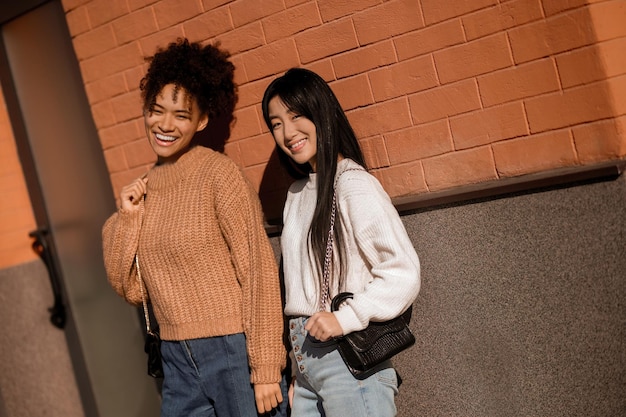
[213,159,286,384]
[333,171,421,335]
[101,206,144,306]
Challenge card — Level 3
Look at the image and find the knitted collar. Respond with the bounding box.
[147,145,208,191]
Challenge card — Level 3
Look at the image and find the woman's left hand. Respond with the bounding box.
[305,312,343,342]
[253,382,283,414]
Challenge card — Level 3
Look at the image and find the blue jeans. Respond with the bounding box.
[289,317,398,417]
[160,333,290,417]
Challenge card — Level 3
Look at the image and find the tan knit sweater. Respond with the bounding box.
[102,146,286,384]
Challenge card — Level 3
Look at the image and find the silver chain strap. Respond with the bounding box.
[319,191,337,310]
[135,254,153,333]
[319,167,363,311]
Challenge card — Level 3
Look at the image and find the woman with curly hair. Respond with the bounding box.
[102,38,288,416]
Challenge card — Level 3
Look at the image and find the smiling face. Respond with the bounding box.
[144,84,208,165]
[267,96,318,170]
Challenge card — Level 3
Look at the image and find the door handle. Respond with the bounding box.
[29,227,66,329]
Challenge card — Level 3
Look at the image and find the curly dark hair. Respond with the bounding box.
[140,38,237,120]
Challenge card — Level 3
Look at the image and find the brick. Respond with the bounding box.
[450,102,528,149]
[110,91,143,123]
[80,43,143,83]
[423,146,497,191]
[0,203,34,232]
[304,60,335,81]
[215,22,265,55]
[184,8,232,41]
[434,33,513,84]
[153,0,202,29]
[347,98,412,138]
[508,8,597,64]
[229,106,262,142]
[86,0,129,28]
[0,230,38,268]
[421,0,497,25]
[377,161,427,198]
[478,58,560,107]
[587,1,626,41]
[462,0,543,41]
[65,6,91,37]
[125,66,146,93]
[285,0,308,7]
[237,78,273,109]
[230,0,284,27]
[73,24,116,61]
[262,2,321,43]
[394,19,465,61]
[353,0,424,46]
[99,119,143,149]
[525,76,626,133]
[241,38,300,82]
[138,26,185,58]
[239,133,276,167]
[369,55,438,102]
[85,73,128,104]
[493,130,577,177]
[202,0,231,11]
[231,55,248,85]
[385,120,454,164]
[61,0,91,12]
[128,0,158,11]
[91,101,117,129]
[243,164,265,193]
[572,115,626,163]
[124,138,156,168]
[112,7,158,45]
[318,0,380,21]
[104,146,128,173]
[557,37,626,88]
[360,136,390,169]
[224,141,243,167]
[408,79,482,124]
[543,0,607,17]
[330,74,374,111]
[295,19,358,64]
[332,40,397,79]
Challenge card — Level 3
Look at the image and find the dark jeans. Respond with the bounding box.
[160,333,290,417]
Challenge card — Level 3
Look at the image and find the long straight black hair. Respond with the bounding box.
[262,68,366,288]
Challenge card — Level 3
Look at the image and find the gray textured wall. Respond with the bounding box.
[394,173,626,416]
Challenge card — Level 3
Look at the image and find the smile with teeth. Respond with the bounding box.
[288,138,307,152]
[155,133,177,142]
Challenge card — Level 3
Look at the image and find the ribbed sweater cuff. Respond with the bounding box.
[250,365,282,385]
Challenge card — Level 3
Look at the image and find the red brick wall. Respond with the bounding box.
[0,86,37,268]
[61,0,626,220]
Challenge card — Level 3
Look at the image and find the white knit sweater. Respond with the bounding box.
[281,158,421,335]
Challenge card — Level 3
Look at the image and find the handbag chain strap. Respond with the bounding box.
[135,254,153,333]
[320,191,337,310]
[319,166,363,311]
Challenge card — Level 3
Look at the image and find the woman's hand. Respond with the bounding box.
[254,382,283,414]
[288,375,295,407]
[305,311,343,342]
[119,177,147,212]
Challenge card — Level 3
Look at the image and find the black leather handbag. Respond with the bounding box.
[144,329,163,379]
[136,255,164,379]
[331,292,415,378]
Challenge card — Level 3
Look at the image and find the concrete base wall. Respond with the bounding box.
[0,260,83,417]
[393,173,626,416]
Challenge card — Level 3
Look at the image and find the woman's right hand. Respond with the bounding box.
[119,177,147,212]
